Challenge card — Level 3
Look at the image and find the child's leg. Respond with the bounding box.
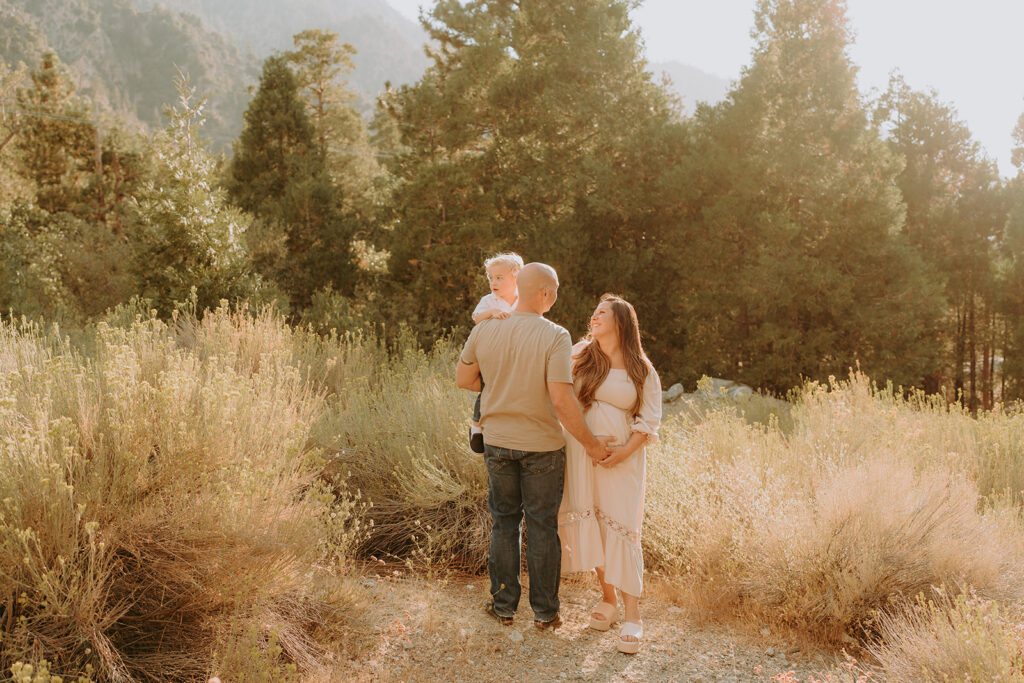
[469,378,485,453]
[472,392,483,426]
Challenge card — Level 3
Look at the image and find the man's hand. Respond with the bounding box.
[585,437,613,463]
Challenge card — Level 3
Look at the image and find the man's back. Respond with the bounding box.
[462,311,573,452]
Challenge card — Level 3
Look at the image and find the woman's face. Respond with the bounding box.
[589,302,618,340]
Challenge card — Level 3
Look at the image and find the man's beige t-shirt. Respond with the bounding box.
[460,311,573,452]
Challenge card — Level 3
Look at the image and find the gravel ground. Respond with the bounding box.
[323,569,843,682]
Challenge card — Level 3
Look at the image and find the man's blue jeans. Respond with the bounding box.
[484,444,565,623]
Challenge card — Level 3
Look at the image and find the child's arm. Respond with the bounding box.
[473,308,511,324]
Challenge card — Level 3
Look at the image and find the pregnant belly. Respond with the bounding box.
[584,401,631,446]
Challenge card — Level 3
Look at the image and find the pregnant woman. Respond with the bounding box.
[558,294,662,654]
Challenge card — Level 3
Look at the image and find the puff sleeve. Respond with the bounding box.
[630,364,662,445]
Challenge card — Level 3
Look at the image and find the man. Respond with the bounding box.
[457,262,610,629]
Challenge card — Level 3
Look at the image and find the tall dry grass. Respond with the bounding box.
[304,326,1024,653]
[867,592,1024,680]
[310,333,491,571]
[645,373,1024,645]
[0,306,358,680]
[306,324,1024,655]
[7,304,1024,676]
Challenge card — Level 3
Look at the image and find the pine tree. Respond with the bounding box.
[285,29,380,218]
[1001,114,1024,401]
[380,0,687,349]
[0,62,33,207]
[683,0,944,392]
[229,55,353,310]
[14,52,95,215]
[876,75,1005,405]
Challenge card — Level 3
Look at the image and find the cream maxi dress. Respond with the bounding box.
[558,342,662,598]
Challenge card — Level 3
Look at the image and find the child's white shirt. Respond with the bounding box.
[472,293,518,319]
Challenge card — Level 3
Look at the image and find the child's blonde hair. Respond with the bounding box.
[484,252,524,274]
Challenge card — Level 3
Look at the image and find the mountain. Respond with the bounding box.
[649,60,732,112]
[0,0,429,149]
[0,0,257,146]
[133,0,431,110]
[0,0,730,153]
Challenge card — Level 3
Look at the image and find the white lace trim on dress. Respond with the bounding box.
[562,507,640,546]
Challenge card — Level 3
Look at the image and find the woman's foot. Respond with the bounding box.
[588,601,618,631]
[617,621,643,654]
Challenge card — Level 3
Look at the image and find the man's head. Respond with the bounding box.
[516,263,559,315]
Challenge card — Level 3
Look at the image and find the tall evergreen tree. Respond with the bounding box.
[14,52,94,215]
[875,75,1005,405]
[1001,114,1024,401]
[0,62,33,207]
[229,55,353,310]
[285,29,380,217]
[381,0,688,352]
[683,0,944,392]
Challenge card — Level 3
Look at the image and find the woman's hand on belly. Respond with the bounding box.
[596,431,647,468]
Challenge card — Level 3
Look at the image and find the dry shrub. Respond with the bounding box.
[868,592,1024,681]
[645,372,1024,646]
[310,333,491,571]
[0,308,354,680]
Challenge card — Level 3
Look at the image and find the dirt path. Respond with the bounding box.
[326,569,842,682]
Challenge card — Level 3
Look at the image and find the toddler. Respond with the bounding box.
[468,252,523,453]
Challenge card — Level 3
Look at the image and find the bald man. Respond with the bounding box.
[457,262,610,630]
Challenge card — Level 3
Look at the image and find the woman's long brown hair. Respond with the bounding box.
[572,294,650,418]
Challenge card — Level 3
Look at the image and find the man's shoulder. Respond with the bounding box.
[524,316,571,349]
[514,314,567,333]
[539,317,571,339]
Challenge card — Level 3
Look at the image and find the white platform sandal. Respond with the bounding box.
[588,601,618,631]
[617,621,643,654]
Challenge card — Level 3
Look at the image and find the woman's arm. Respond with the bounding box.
[598,366,662,468]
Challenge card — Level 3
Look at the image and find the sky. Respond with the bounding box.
[385,0,1024,178]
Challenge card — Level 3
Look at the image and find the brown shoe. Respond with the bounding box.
[485,600,514,626]
[534,614,562,631]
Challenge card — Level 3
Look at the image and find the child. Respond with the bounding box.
[469,252,523,453]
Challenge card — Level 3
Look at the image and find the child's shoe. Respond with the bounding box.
[469,428,485,454]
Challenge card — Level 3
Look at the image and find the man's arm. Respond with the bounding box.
[456,358,482,391]
[548,382,609,462]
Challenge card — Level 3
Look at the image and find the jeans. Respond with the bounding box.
[484,444,565,622]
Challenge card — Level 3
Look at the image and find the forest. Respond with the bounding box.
[1,0,1020,404]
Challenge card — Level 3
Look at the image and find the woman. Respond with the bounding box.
[558,294,662,654]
